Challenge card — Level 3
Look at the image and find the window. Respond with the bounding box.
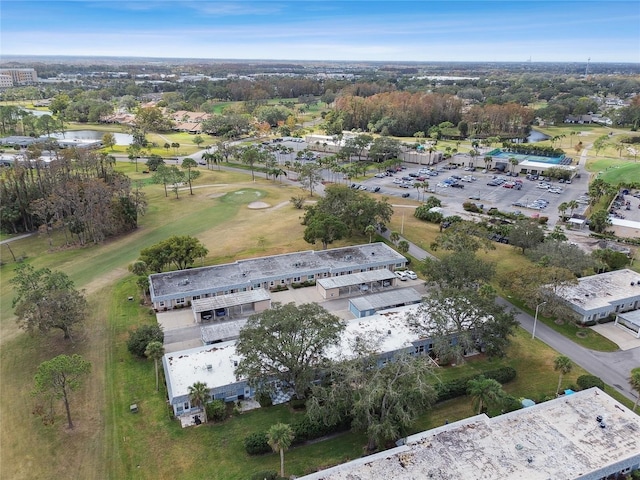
[175,297,185,305]
[270,281,275,286]
[280,279,285,284]
[192,295,200,300]
[308,274,315,280]
[253,283,261,289]
[183,401,190,410]
[159,301,165,307]
[293,276,301,282]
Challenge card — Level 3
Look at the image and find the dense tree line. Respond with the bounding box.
[0,147,146,239]
[325,91,463,137]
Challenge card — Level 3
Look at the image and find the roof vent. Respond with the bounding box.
[371,252,375,255]
[596,415,603,422]
[599,422,606,429]
[527,456,533,464]
[388,330,392,335]
[585,293,590,297]
[206,364,212,370]
[632,282,635,286]
[233,360,238,367]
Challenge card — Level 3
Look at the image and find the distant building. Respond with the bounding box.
[0,68,38,86]
[299,388,640,480]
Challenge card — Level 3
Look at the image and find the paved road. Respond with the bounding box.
[380,229,640,404]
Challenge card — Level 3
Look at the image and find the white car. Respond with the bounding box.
[395,271,408,281]
[404,270,417,280]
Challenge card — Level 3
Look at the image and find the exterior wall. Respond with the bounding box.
[254,299,270,313]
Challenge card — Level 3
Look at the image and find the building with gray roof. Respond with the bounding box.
[298,388,640,480]
[554,269,640,324]
[149,242,407,310]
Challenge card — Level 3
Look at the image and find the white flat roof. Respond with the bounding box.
[519,160,576,171]
[299,388,640,480]
[556,269,640,313]
[163,305,425,403]
[617,309,640,328]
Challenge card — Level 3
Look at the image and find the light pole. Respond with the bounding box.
[532,301,547,340]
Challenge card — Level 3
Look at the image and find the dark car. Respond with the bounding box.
[401,193,410,198]
[451,183,464,188]
[373,186,381,192]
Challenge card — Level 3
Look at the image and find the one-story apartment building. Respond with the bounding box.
[162,304,473,419]
[298,388,640,480]
[149,243,408,311]
[554,269,640,324]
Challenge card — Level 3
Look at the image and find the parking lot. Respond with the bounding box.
[359,163,592,227]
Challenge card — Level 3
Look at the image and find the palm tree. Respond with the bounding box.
[483,155,493,171]
[188,381,210,423]
[567,200,579,217]
[558,202,569,221]
[467,376,505,414]
[145,341,165,392]
[630,367,640,412]
[469,149,478,168]
[390,231,400,245]
[554,355,573,396]
[508,156,518,173]
[397,240,410,254]
[364,225,376,243]
[267,423,295,478]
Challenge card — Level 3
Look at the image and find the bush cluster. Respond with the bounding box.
[127,325,164,358]
[577,375,605,391]
[205,399,227,422]
[434,367,517,402]
[244,414,351,455]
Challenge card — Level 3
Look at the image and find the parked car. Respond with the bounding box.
[395,271,408,281]
[404,270,417,280]
[373,186,381,193]
[401,192,410,198]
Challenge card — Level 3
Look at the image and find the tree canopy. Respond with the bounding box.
[33,354,91,429]
[409,287,518,363]
[10,264,87,340]
[308,353,437,451]
[235,302,345,400]
[139,235,208,272]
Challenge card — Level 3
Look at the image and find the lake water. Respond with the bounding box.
[527,129,550,143]
[43,130,134,146]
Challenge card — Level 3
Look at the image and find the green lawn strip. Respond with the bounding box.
[504,296,618,352]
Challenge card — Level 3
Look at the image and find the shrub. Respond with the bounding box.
[256,391,273,408]
[290,398,306,410]
[127,324,164,358]
[244,432,271,455]
[463,202,481,213]
[597,315,615,324]
[502,395,523,413]
[577,375,605,391]
[583,320,597,327]
[205,399,227,422]
[435,367,517,403]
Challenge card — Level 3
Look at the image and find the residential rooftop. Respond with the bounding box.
[163,304,425,402]
[299,388,640,480]
[556,268,640,312]
[149,242,406,302]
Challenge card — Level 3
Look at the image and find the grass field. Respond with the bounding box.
[1,159,638,479]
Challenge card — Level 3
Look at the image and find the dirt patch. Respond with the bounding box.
[248,201,271,209]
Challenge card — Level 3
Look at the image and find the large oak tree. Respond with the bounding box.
[235,303,344,400]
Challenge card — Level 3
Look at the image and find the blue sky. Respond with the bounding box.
[1,1,639,62]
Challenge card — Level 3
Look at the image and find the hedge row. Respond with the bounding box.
[434,366,517,403]
[244,413,351,455]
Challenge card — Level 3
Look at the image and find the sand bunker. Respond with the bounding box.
[248,201,271,209]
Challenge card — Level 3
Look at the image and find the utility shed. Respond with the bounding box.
[298,388,640,480]
[349,288,422,318]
